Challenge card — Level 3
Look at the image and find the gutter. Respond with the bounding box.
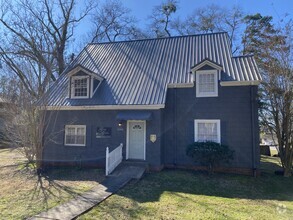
[44,104,165,111]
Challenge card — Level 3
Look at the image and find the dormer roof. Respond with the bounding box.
[67,64,104,81]
[191,58,223,72]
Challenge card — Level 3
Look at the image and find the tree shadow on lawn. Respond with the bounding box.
[0,149,105,218]
[260,156,283,173]
[116,168,293,205]
[43,166,105,182]
[11,164,105,212]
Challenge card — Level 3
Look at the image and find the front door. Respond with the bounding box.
[127,120,145,160]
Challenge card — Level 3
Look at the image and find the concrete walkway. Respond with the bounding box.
[29,164,146,220]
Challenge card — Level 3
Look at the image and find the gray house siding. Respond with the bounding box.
[43,110,162,168]
[43,85,259,171]
[162,84,260,170]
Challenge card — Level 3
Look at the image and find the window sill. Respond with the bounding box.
[196,93,218,97]
[70,96,90,99]
[64,144,86,147]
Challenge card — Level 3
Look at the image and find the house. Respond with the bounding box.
[42,32,261,175]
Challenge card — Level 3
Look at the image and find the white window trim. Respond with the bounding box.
[64,125,86,146]
[71,76,90,99]
[194,119,221,143]
[196,70,218,97]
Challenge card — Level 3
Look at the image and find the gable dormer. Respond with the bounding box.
[67,65,104,99]
[191,59,222,98]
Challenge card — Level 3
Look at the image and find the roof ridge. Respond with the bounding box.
[87,32,229,45]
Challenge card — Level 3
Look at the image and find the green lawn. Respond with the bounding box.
[1,148,292,220]
[0,148,104,220]
[79,156,293,220]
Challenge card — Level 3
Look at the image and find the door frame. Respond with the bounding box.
[126,120,146,160]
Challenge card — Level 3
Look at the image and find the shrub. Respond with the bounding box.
[186,141,234,174]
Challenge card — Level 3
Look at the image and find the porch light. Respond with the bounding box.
[118,121,123,127]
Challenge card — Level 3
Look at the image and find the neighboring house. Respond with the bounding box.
[43,32,261,175]
[260,132,277,146]
[0,97,11,146]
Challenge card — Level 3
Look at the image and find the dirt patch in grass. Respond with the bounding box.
[79,156,293,220]
[0,148,105,219]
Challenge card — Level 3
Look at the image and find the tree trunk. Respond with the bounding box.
[283,167,292,177]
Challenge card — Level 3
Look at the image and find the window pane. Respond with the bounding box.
[66,135,75,144]
[198,73,215,93]
[65,126,86,145]
[73,78,88,97]
[67,127,75,135]
[197,122,218,142]
[76,135,85,145]
[77,127,85,135]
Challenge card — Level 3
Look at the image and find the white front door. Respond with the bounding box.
[127,120,146,160]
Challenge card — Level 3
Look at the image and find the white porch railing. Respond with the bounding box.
[105,143,123,176]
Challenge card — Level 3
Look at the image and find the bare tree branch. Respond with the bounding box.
[149,0,177,38]
[0,0,93,99]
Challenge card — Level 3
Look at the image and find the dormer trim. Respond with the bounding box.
[67,65,104,81]
[191,59,223,73]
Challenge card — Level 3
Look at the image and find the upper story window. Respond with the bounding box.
[68,66,104,99]
[71,76,90,99]
[196,70,218,97]
[194,119,220,143]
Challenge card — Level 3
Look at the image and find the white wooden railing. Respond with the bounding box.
[105,143,123,176]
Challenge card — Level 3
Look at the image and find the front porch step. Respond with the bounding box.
[122,160,149,170]
[109,161,148,179]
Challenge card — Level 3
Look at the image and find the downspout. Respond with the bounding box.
[250,86,257,177]
[174,88,178,166]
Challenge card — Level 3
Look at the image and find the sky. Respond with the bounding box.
[123,0,292,22]
[75,0,292,51]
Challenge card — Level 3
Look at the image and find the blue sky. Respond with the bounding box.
[75,0,292,50]
[123,0,291,23]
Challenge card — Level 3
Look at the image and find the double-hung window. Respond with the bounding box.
[194,120,220,143]
[196,70,218,97]
[71,76,89,98]
[65,125,86,146]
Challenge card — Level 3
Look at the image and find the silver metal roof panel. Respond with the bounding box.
[45,32,261,107]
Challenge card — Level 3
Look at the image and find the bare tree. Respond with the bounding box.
[90,0,146,43]
[0,0,93,98]
[171,4,244,54]
[1,90,63,170]
[243,14,293,177]
[149,0,178,38]
[187,4,224,33]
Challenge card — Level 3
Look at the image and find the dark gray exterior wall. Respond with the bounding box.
[43,110,162,167]
[162,84,260,169]
[43,84,260,171]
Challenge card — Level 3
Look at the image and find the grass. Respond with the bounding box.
[0,148,105,220]
[0,148,292,220]
[79,155,293,220]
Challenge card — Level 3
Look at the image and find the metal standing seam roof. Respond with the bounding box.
[45,32,261,107]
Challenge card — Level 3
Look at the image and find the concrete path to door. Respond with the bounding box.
[29,163,146,220]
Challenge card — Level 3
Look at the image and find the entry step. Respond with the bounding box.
[109,161,148,179]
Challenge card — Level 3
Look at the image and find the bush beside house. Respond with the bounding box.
[186,141,234,174]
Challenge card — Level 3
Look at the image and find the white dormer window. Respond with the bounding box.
[67,65,104,99]
[71,76,90,98]
[196,70,218,97]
